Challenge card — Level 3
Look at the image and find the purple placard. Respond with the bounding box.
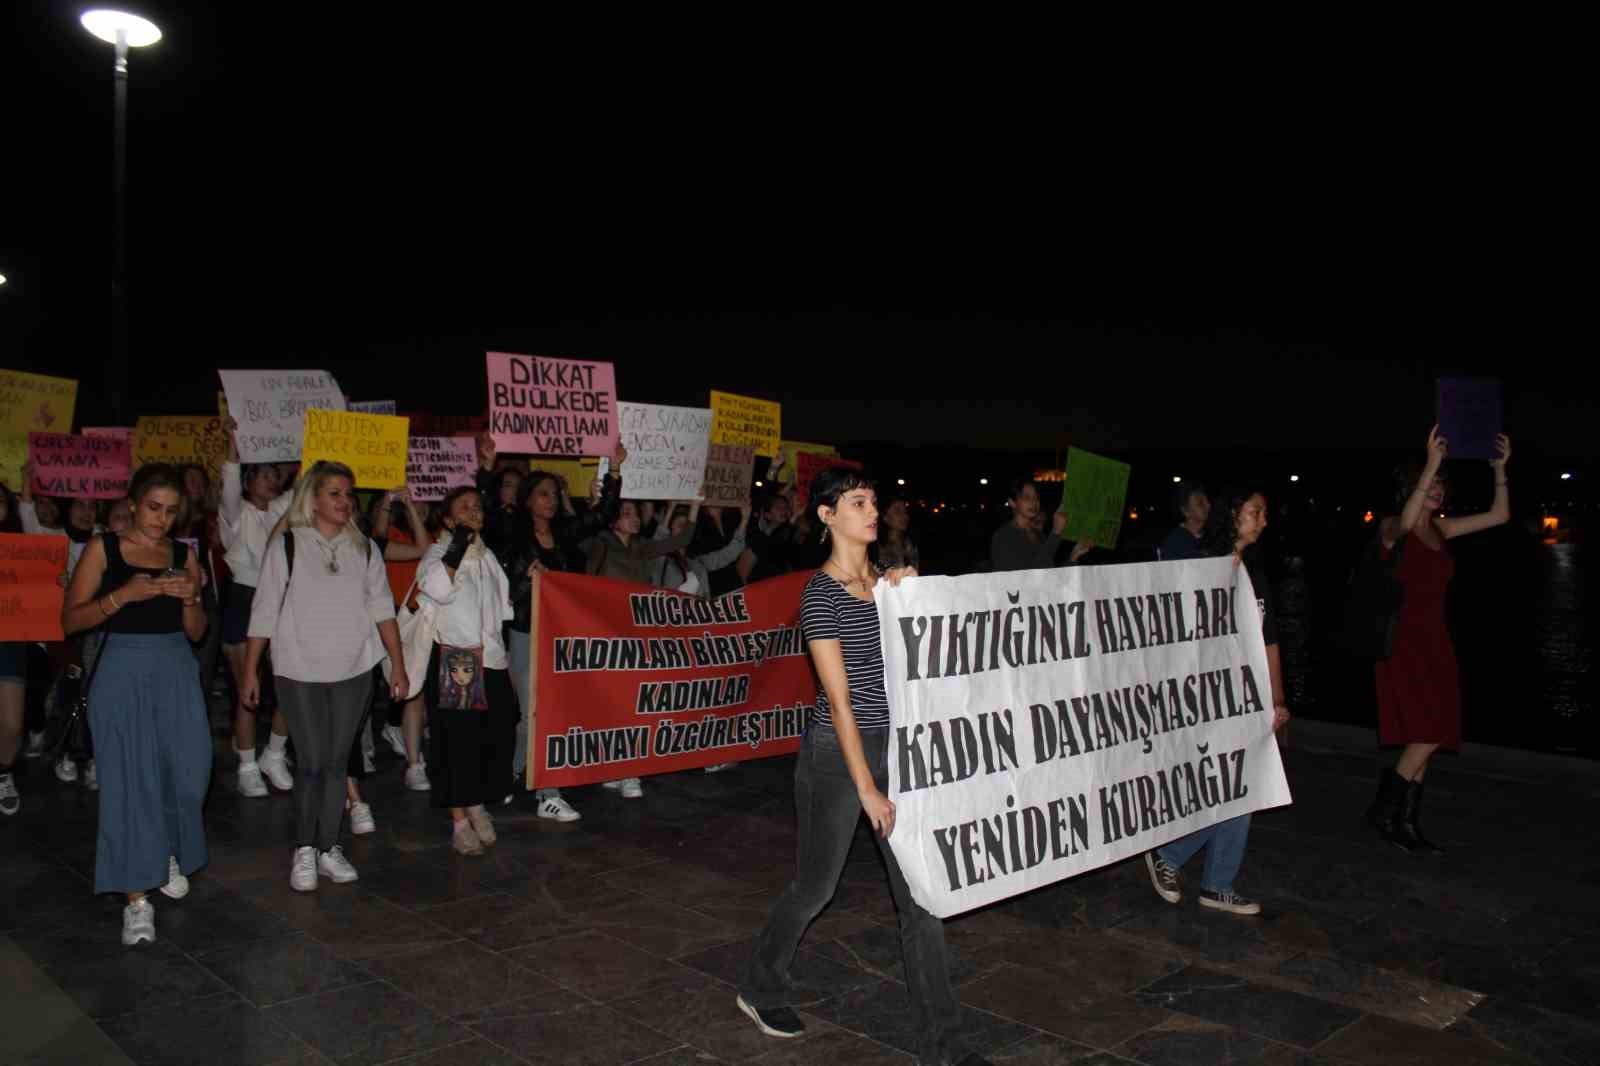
[1436,378,1502,460]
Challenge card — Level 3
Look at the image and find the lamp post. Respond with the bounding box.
[80,9,161,425]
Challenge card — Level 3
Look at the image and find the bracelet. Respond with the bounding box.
[98,597,112,618]
[107,591,121,611]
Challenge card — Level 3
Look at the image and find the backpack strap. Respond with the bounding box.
[276,530,295,624]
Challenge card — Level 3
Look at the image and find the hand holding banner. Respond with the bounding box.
[486,352,617,457]
[617,402,713,500]
[1435,378,1503,460]
[1061,447,1131,548]
[28,433,132,500]
[218,369,346,463]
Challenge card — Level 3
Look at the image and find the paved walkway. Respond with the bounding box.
[3,711,1597,1065]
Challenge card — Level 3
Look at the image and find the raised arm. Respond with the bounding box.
[1383,425,1447,549]
[1437,434,1512,540]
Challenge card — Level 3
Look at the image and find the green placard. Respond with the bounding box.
[1059,447,1131,548]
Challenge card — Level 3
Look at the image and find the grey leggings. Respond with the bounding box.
[276,672,372,851]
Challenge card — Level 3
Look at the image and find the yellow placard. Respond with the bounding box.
[710,391,782,456]
[300,408,409,489]
[0,370,79,486]
[772,439,837,484]
[133,415,229,485]
[533,457,601,499]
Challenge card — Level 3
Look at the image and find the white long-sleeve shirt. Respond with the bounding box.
[247,526,395,684]
[219,462,293,587]
[418,539,513,669]
[19,501,90,577]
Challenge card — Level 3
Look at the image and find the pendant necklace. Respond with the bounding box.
[315,536,339,574]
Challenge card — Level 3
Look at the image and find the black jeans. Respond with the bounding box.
[741,724,963,1064]
[276,672,372,851]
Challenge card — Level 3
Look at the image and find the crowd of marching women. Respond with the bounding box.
[0,414,1512,1064]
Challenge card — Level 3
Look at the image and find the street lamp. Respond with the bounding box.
[80,9,161,425]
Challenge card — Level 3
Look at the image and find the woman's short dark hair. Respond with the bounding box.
[438,485,479,525]
[1202,485,1267,557]
[811,466,876,515]
[241,463,274,490]
[1172,479,1207,519]
[1008,476,1038,502]
[1392,458,1445,511]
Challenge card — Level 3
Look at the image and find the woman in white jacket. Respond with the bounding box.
[418,486,516,855]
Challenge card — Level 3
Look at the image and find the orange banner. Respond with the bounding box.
[530,570,816,787]
[0,533,68,641]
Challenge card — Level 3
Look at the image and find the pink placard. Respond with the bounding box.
[82,426,135,443]
[486,351,618,457]
[28,432,132,500]
[406,436,478,501]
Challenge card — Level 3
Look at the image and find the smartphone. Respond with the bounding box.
[162,568,184,578]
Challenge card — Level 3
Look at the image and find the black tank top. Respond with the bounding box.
[95,533,189,634]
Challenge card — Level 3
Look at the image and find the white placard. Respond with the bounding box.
[219,369,346,463]
[617,402,712,500]
[875,557,1293,918]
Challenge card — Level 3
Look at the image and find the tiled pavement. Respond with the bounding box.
[4,712,1599,1066]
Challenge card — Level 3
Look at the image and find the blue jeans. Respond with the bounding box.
[1156,813,1252,893]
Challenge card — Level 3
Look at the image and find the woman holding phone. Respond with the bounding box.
[61,465,212,945]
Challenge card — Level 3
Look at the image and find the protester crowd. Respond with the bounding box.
[0,412,1513,1065]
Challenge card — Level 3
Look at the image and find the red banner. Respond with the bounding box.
[0,534,68,641]
[529,570,816,788]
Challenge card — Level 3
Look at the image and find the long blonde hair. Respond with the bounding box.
[285,460,368,545]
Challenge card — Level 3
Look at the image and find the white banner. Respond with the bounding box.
[875,557,1292,918]
[617,402,713,500]
[219,369,346,463]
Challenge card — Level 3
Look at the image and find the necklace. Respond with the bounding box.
[827,560,876,592]
[313,536,340,574]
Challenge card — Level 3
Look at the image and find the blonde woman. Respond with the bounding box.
[241,461,408,891]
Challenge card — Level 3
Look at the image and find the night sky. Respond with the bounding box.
[5,3,1585,464]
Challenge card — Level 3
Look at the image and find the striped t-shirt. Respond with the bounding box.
[800,569,889,729]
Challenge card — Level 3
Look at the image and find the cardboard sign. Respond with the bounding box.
[794,451,862,508]
[772,439,837,484]
[82,427,135,443]
[406,436,477,501]
[218,369,346,463]
[349,400,398,416]
[703,443,756,508]
[1435,378,1503,461]
[486,351,617,457]
[709,391,782,455]
[133,416,229,485]
[28,433,132,500]
[617,402,713,500]
[1060,446,1131,548]
[0,533,69,641]
[533,457,601,500]
[300,409,409,489]
[0,371,78,486]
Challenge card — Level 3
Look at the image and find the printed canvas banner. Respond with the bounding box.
[0,370,78,486]
[709,391,782,455]
[875,557,1292,918]
[406,436,477,501]
[0,533,69,641]
[617,402,713,500]
[218,369,346,463]
[529,570,816,788]
[299,408,409,489]
[1061,446,1131,548]
[486,351,617,457]
[703,443,756,507]
[28,433,132,500]
[133,416,229,485]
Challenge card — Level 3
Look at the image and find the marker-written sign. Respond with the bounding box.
[617,403,713,500]
[0,533,68,641]
[406,437,476,501]
[486,352,617,457]
[28,433,131,500]
[0,370,78,486]
[1435,378,1503,461]
[219,369,347,463]
[794,451,862,508]
[703,444,756,508]
[300,409,409,489]
[772,439,837,484]
[1061,447,1131,548]
[133,416,229,484]
[709,391,782,456]
[349,400,398,416]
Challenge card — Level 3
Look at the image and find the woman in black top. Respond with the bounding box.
[737,467,989,1066]
[1143,486,1291,917]
[989,475,1090,572]
[498,443,625,819]
[62,465,211,946]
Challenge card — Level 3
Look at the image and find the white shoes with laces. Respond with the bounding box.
[290,846,318,892]
[159,856,190,899]
[258,748,294,791]
[349,801,376,835]
[318,846,359,883]
[122,899,156,946]
[537,794,581,822]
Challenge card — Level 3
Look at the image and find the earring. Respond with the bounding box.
[821,524,831,544]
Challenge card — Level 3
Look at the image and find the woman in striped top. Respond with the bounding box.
[737,467,987,1066]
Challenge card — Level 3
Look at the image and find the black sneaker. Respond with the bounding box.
[1199,889,1261,916]
[736,994,805,1038]
[1145,852,1181,904]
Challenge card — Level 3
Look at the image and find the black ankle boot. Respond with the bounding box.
[1364,768,1398,828]
[1377,771,1423,854]
[1403,778,1444,854]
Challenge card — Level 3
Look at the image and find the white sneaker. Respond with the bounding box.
[0,773,19,817]
[404,764,431,792]
[121,899,156,946]
[54,755,79,783]
[620,777,643,799]
[238,765,269,798]
[159,856,190,899]
[703,763,735,773]
[290,846,318,892]
[258,748,294,791]
[83,759,99,791]
[602,780,623,790]
[537,794,582,822]
[381,724,408,759]
[349,802,376,835]
[318,846,359,883]
[23,730,47,759]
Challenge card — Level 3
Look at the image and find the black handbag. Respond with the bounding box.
[1340,531,1407,658]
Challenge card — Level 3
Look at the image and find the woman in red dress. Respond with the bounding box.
[1368,425,1511,853]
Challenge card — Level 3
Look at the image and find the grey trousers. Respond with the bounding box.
[276,672,372,851]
